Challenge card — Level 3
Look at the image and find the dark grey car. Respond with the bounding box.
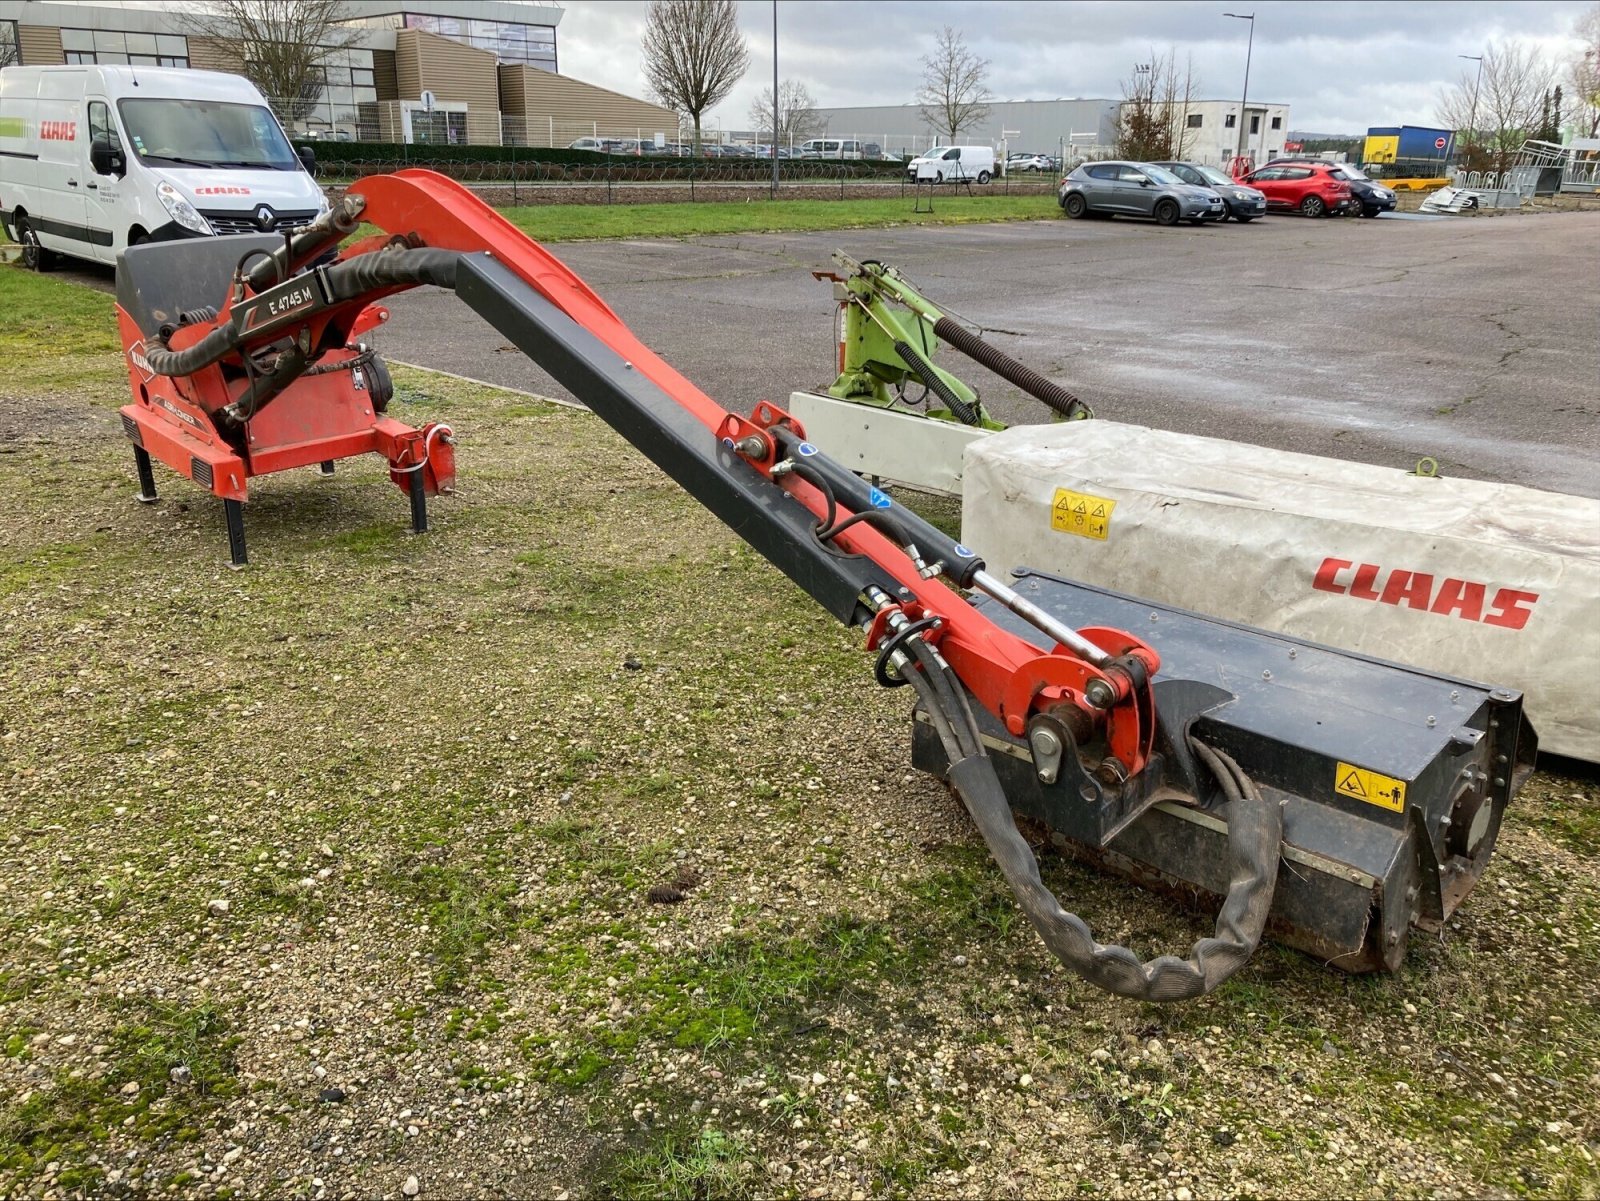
[1151,161,1268,222]
[1057,161,1225,225]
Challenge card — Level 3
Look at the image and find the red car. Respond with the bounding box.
[1241,162,1353,217]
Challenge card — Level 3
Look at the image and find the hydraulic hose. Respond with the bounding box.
[244,193,369,294]
[901,642,1282,1000]
[931,316,1091,421]
[141,249,463,380]
[894,338,982,426]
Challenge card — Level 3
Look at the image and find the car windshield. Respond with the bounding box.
[118,98,299,170]
[1336,165,1371,181]
[1190,164,1235,187]
[1140,164,1181,185]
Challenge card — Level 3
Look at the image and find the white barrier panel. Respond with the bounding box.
[963,421,1600,761]
[786,391,985,495]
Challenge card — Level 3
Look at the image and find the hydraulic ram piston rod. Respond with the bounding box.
[970,569,1113,667]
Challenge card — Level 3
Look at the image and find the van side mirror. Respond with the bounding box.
[297,145,317,173]
[90,139,124,177]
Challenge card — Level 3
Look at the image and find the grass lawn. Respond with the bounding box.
[2,260,1598,1201]
[493,193,1060,241]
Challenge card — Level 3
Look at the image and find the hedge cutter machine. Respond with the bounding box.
[113,171,1534,999]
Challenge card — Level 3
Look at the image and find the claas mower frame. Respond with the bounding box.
[111,170,1535,999]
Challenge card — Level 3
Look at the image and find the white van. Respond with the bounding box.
[905,145,996,185]
[0,66,328,270]
[797,138,865,160]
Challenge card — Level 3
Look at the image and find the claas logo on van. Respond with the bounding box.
[40,121,78,141]
[194,186,253,196]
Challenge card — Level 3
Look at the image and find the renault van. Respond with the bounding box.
[0,65,328,270]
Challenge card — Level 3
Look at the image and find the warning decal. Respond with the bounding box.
[1051,488,1117,541]
[1334,761,1406,812]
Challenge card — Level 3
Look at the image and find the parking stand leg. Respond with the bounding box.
[223,499,248,569]
[134,446,159,503]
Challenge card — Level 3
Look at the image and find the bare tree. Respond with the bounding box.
[916,26,991,143]
[642,0,749,155]
[1115,49,1203,161]
[1570,3,1600,138]
[0,21,19,69]
[1436,41,1558,174]
[747,79,820,148]
[196,0,362,127]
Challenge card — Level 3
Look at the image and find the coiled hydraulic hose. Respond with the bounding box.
[931,316,1091,421]
[898,634,1282,1001]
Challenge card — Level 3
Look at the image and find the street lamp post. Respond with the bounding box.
[1459,53,1484,164]
[1224,12,1255,166]
[771,0,779,196]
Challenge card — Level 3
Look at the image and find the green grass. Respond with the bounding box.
[0,264,122,391]
[497,193,1059,241]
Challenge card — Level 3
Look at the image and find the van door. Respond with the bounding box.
[83,97,126,263]
[29,91,92,260]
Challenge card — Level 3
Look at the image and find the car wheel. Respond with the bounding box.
[1154,199,1180,226]
[1188,217,1205,226]
[1234,215,1256,223]
[1300,195,1326,218]
[935,170,945,183]
[1361,206,1380,218]
[977,170,991,184]
[15,215,56,272]
[1063,193,1088,219]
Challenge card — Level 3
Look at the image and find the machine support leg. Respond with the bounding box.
[223,499,248,569]
[407,469,428,535]
[318,460,336,476]
[134,446,159,503]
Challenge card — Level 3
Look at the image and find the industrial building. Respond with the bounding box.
[0,0,676,146]
[806,96,1291,166]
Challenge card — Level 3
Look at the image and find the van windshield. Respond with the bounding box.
[118,98,299,170]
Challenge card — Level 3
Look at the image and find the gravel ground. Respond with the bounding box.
[2,342,1598,1200]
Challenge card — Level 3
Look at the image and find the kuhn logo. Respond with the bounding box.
[1313,558,1539,631]
[194,186,252,196]
[40,121,77,141]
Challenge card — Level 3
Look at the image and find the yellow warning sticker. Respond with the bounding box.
[1334,761,1407,812]
[1051,488,1117,541]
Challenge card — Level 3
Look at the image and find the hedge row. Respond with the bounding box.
[291,140,908,177]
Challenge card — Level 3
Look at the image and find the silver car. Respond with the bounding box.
[1150,161,1268,222]
[1057,161,1225,225]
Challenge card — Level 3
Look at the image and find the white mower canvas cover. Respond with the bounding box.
[964,421,1600,761]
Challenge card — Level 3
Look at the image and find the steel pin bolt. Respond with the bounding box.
[1426,715,1436,727]
[1261,669,1272,681]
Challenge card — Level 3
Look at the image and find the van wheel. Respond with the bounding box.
[15,216,57,272]
[977,170,991,184]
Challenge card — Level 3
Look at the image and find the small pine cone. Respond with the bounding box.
[646,883,686,905]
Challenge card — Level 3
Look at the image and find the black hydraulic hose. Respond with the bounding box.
[244,193,369,294]
[894,338,982,426]
[141,249,464,380]
[943,737,1283,1001]
[321,247,459,301]
[931,315,1091,421]
[904,635,1283,1000]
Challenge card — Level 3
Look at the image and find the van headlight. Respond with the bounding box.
[156,181,213,235]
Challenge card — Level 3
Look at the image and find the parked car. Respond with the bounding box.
[568,137,606,152]
[1267,159,1395,219]
[1241,161,1353,217]
[1150,161,1267,222]
[1007,153,1053,172]
[904,145,996,184]
[1057,161,1225,225]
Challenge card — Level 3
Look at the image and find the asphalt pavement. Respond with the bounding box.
[44,208,1599,498]
[373,210,1600,499]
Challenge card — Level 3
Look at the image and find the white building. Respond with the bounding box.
[1169,99,1292,166]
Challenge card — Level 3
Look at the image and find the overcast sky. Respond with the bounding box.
[556,0,1591,135]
